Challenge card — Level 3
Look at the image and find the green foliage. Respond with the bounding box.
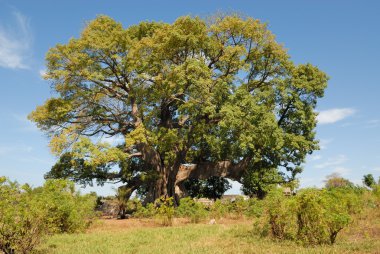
[257,188,353,245]
[114,187,129,219]
[184,177,231,200]
[0,177,96,254]
[324,173,354,189]
[296,189,343,245]
[133,202,156,218]
[363,174,376,188]
[256,188,298,240]
[155,196,175,226]
[176,197,207,223]
[241,169,283,199]
[29,14,328,202]
[373,185,380,201]
[0,178,49,254]
[33,179,97,233]
[243,198,264,218]
[209,199,229,219]
[208,197,263,219]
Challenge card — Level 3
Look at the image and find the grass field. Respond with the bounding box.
[37,212,380,254]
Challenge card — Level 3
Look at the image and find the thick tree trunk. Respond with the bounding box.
[137,141,251,205]
[144,173,167,204]
[145,164,181,205]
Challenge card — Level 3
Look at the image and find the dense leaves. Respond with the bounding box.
[29,14,328,203]
[0,178,96,254]
[257,188,355,245]
[363,174,376,188]
[184,176,231,200]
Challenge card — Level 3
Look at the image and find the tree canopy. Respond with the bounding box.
[29,14,328,204]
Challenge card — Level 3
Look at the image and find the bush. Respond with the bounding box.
[255,188,297,240]
[210,199,229,219]
[33,179,97,233]
[0,177,96,254]
[244,198,264,218]
[155,196,175,226]
[296,189,344,245]
[176,197,208,223]
[133,202,156,218]
[227,197,250,218]
[257,188,353,245]
[0,178,48,254]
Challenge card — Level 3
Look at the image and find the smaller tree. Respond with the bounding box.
[258,188,352,245]
[241,168,284,199]
[184,177,231,200]
[114,187,129,219]
[0,177,48,254]
[363,174,376,188]
[324,173,353,189]
[0,177,96,254]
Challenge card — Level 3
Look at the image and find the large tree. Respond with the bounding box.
[29,15,328,204]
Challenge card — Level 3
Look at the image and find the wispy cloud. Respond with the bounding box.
[309,154,322,161]
[0,144,33,156]
[12,113,38,132]
[0,11,32,69]
[366,119,380,128]
[332,166,351,176]
[319,138,333,150]
[317,108,356,125]
[315,154,347,169]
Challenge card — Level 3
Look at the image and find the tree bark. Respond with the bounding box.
[175,157,251,183]
[137,141,251,205]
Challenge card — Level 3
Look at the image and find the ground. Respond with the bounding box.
[37,212,380,254]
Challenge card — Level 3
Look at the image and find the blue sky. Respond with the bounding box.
[0,0,379,195]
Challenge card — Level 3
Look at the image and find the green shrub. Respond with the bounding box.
[244,198,264,218]
[0,178,48,254]
[210,199,229,219]
[33,179,97,233]
[133,202,156,218]
[0,177,96,254]
[373,185,380,200]
[257,187,353,245]
[296,189,351,245]
[256,188,297,240]
[155,196,175,226]
[227,197,250,218]
[176,197,208,223]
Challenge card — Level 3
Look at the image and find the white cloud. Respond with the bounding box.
[0,144,33,156]
[332,166,351,176]
[315,154,347,169]
[319,138,333,150]
[317,108,356,125]
[366,119,380,128]
[12,113,38,132]
[0,11,32,69]
[18,155,54,165]
[309,154,322,161]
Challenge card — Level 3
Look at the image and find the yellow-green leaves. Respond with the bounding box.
[125,124,148,147]
[28,98,72,131]
[30,14,328,190]
[71,137,126,167]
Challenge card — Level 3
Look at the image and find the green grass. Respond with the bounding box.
[37,221,380,254]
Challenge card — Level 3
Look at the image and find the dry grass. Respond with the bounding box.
[36,211,380,254]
